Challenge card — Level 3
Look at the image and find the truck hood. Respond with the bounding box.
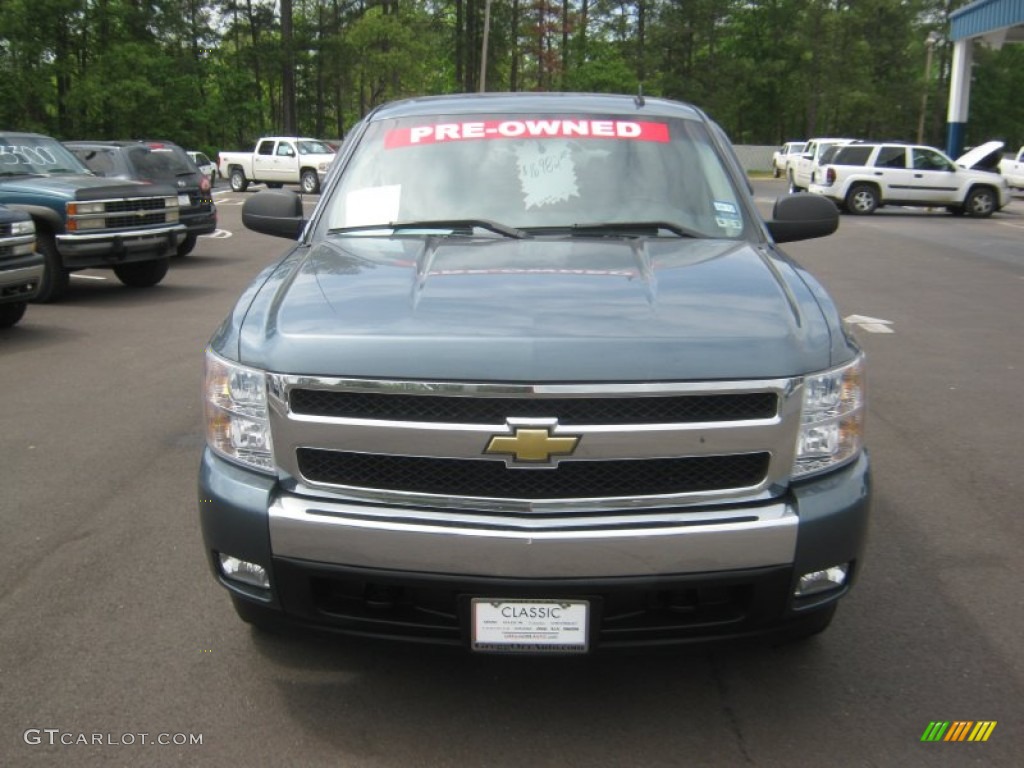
[0,174,158,200]
[236,235,835,381]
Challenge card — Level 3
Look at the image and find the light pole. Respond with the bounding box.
[917,31,940,145]
[480,0,493,93]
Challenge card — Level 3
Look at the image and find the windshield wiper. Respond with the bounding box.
[329,219,526,239]
[564,221,703,238]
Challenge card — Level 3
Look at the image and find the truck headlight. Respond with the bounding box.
[204,349,274,473]
[793,355,865,478]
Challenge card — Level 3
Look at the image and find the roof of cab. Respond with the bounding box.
[366,92,708,122]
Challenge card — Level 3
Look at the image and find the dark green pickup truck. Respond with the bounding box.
[0,132,186,301]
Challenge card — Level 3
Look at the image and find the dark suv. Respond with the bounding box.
[65,140,216,256]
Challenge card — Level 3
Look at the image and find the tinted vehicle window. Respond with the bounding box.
[874,146,907,169]
[325,114,748,239]
[125,145,194,181]
[830,145,873,166]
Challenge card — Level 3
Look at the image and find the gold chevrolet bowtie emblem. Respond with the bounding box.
[485,427,580,464]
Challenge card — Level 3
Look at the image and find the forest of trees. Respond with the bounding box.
[1,1,1022,159]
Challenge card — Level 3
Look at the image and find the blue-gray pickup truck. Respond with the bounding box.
[0,132,185,301]
[200,93,870,653]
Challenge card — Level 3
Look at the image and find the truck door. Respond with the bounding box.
[266,141,298,184]
[252,139,278,182]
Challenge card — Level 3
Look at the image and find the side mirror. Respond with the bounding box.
[242,190,306,239]
[765,193,839,243]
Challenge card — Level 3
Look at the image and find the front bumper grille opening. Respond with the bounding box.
[310,577,460,627]
[305,575,754,641]
[602,586,750,635]
[296,449,770,500]
[289,389,779,425]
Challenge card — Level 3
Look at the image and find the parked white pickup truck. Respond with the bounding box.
[218,137,336,194]
[1000,146,1024,189]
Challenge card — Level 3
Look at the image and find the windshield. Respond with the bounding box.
[0,136,90,175]
[298,140,335,155]
[323,114,749,239]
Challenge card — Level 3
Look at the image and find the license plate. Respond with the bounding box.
[177,193,191,206]
[471,599,589,654]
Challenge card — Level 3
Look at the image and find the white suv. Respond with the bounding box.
[788,137,855,192]
[809,141,1010,217]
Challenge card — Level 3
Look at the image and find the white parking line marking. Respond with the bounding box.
[844,314,894,334]
[201,229,233,239]
[70,274,107,281]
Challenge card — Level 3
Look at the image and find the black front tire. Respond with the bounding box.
[787,171,802,194]
[230,168,249,193]
[176,234,198,257]
[113,258,169,288]
[32,231,70,303]
[300,169,320,194]
[963,186,997,218]
[0,302,27,328]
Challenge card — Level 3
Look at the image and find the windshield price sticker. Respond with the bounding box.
[385,120,670,149]
[471,599,589,653]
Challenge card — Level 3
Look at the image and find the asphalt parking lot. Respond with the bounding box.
[1,180,1022,766]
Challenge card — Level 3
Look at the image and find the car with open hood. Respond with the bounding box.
[199,93,869,653]
[808,140,1010,216]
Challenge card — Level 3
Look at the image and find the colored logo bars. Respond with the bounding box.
[921,721,997,742]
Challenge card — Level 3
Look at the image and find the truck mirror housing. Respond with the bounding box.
[242,190,306,239]
[766,193,839,243]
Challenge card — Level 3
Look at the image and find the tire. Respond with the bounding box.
[963,186,997,218]
[773,165,781,179]
[787,171,802,194]
[176,233,198,257]
[300,169,320,194]
[0,302,27,328]
[113,258,169,288]
[32,231,70,303]
[230,168,249,193]
[845,183,879,215]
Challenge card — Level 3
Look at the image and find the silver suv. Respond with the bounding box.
[809,140,1010,217]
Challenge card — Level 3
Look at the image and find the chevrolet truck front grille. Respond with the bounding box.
[296,448,770,500]
[269,376,803,513]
